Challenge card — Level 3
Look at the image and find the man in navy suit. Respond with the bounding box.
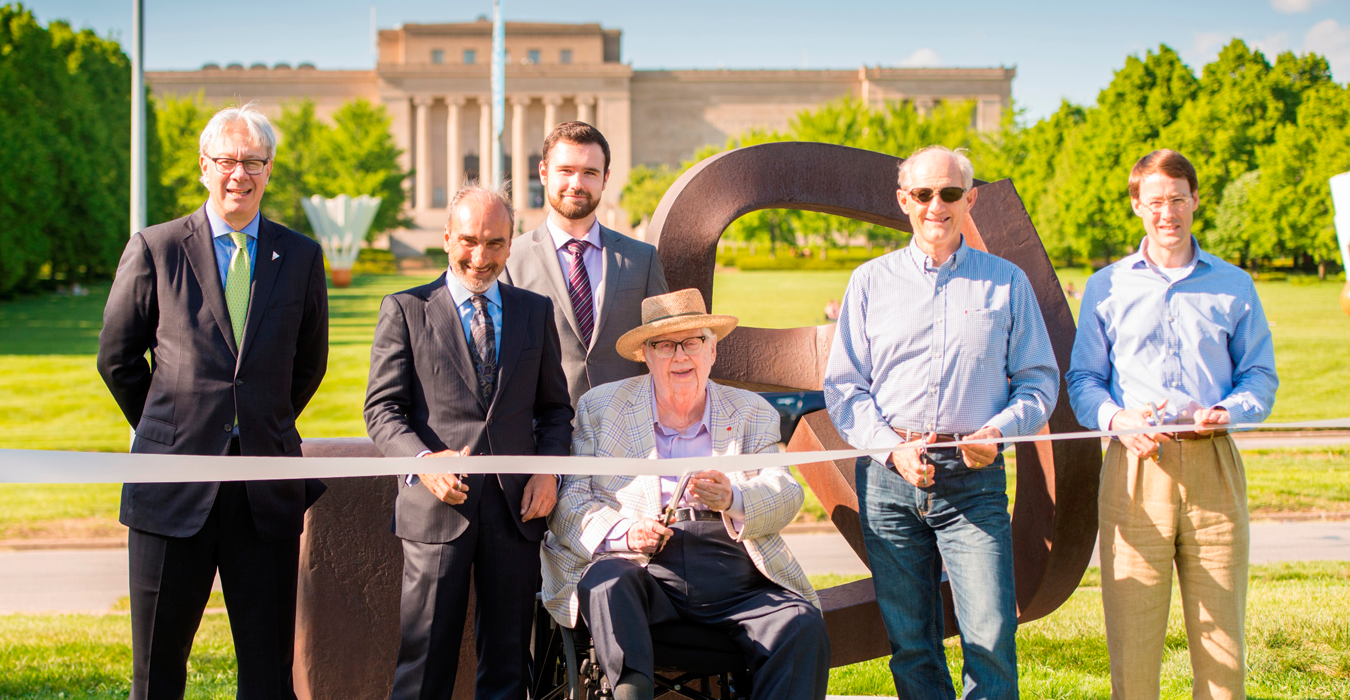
[98,103,328,700]
[364,183,573,699]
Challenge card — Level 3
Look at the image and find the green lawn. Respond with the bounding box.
[813,562,1350,698]
[0,269,1347,539]
[0,564,1342,699]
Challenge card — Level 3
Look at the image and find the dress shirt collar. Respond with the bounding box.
[1129,235,1211,279]
[546,216,602,253]
[204,204,260,240]
[444,270,502,311]
[905,235,967,273]
[651,383,713,441]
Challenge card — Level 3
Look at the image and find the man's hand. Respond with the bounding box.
[687,470,733,512]
[1192,407,1230,435]
[626,517,674,555]
[418,446,471,505]
[890,431,937,488]
[520,473,558,521]
[959,426,1003,469]
[1109,401,1170,460]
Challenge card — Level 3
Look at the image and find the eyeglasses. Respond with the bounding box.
[205,155,270,175]
[1138,196,1193,214]
[647,336,706,358]
[907,187,967,204]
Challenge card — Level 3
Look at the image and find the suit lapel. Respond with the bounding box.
[238,217,283,366]
[591,227,624,351]
[426,276,485,411]
[709,382,740,456]
[627,377,665,513]
[490,285,525,415]
[528,224,584,344]
[182,206,238,356]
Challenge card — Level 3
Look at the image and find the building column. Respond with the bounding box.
[543,95,562,137]
[446,96,464,200]
[413,96,433,211]
[576,95,595,126]
[510,96,530,215]
[478,97,492,185]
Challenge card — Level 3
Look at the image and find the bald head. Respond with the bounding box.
[443,185,514,294]
[897,146,974,191]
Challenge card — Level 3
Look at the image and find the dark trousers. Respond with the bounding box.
[577,520,830,700]
[391,476,540,700]
[128,478,301,700]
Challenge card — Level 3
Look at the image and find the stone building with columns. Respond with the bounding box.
[147,19,1013,247]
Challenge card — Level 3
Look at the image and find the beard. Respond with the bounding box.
[547,186,600,220]
[451,260,500,294]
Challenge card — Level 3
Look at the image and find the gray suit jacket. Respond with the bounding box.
[503,222,667,408]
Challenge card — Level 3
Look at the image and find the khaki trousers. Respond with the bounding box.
[1099,435,1249,700]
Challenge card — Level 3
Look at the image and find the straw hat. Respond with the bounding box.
[615,288,739,362]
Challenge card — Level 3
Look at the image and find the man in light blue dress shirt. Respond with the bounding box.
[825,146,1059,700]
[1067,150,1277,700]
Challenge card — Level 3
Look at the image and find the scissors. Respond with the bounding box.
[657,470,697,550]
[1147,401,1164,461]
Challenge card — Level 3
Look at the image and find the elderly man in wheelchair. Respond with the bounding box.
[541,289,831,700]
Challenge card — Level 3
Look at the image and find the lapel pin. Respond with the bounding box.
[272,251,280,261]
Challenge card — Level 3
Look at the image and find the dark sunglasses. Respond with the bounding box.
[907,187,967,204]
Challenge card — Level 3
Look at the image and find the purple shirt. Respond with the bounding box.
[601,383,745,552]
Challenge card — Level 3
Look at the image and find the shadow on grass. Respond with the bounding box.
[0,284,110,355]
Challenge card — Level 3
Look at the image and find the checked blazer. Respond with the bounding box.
[540,374,818,627]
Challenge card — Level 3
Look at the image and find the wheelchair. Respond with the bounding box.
[530,599,753,700]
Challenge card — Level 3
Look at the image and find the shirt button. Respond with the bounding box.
[929,387,937,395]
[926,422,934,431]
[934,352,943,359]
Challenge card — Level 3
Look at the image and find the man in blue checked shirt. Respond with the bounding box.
[1067,150,1277,700]
[825,145,1059,700]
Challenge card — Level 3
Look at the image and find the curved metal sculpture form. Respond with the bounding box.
[646,141,1102,666]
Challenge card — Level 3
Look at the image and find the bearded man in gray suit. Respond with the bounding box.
[503,122,667,407]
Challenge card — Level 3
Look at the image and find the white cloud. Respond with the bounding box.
[1184,30,1290,69]
[898,48,941,67]
[1249,32,1291,57]
[1304,19,1350,79]
[1271,0,1322,13]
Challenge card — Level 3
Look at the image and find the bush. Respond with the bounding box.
[350,247,398,275]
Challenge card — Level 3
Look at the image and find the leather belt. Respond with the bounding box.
[670,507,723,523]
[1172,429,1229,441]
[895,429,962,443]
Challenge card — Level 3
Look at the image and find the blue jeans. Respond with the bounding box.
[857,448,1018,700]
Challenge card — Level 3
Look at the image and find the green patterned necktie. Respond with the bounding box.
[225,231,251,350]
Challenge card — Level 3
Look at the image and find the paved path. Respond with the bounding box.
[4,522,1345,614]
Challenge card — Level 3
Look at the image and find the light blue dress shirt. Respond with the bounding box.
[824,238,1060,464]
[444,271,502,362]
[204,205,258,287]
[1066,237,1278,430]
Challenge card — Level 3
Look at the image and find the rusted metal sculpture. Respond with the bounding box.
[647,141,1101,666]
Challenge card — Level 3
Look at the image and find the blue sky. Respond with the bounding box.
[24,0,1350,121]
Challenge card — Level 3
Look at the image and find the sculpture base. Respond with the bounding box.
[330,268,353,288]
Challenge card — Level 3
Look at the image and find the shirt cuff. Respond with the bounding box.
[597,518,634,553]
[1213,400,1246,427]
[407,450,434,485]
[1097,401,1125,433]
[724,485,745,535]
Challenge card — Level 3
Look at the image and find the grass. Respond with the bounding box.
[0,269,1347,539]
[812,561,1350,698]
[0,565,1340,698]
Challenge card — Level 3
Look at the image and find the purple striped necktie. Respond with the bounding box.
[564,238,595,346]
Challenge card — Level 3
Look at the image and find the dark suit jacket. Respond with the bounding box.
[96,205,329,542]
[363,274,574,545]
[502,223,667,409]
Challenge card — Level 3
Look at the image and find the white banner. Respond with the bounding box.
[2,419,1346,484]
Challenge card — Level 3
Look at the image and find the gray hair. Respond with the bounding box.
[897,145,974,190]
[448,181,516,231]
[198,102,277,186]
[640,326,717,362]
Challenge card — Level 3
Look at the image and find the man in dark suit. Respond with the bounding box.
[364,183,573,699]
[503,122,667,409]
[97,103,328,700]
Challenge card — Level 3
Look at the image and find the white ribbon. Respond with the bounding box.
[1,419,1346,484]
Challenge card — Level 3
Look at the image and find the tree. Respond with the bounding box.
[1210,170,1267,267]
[1249,82,1350,278]
[619,164,678,228]
[266,99,328,235]
[153,92,212,220]
[321,99,411,238]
